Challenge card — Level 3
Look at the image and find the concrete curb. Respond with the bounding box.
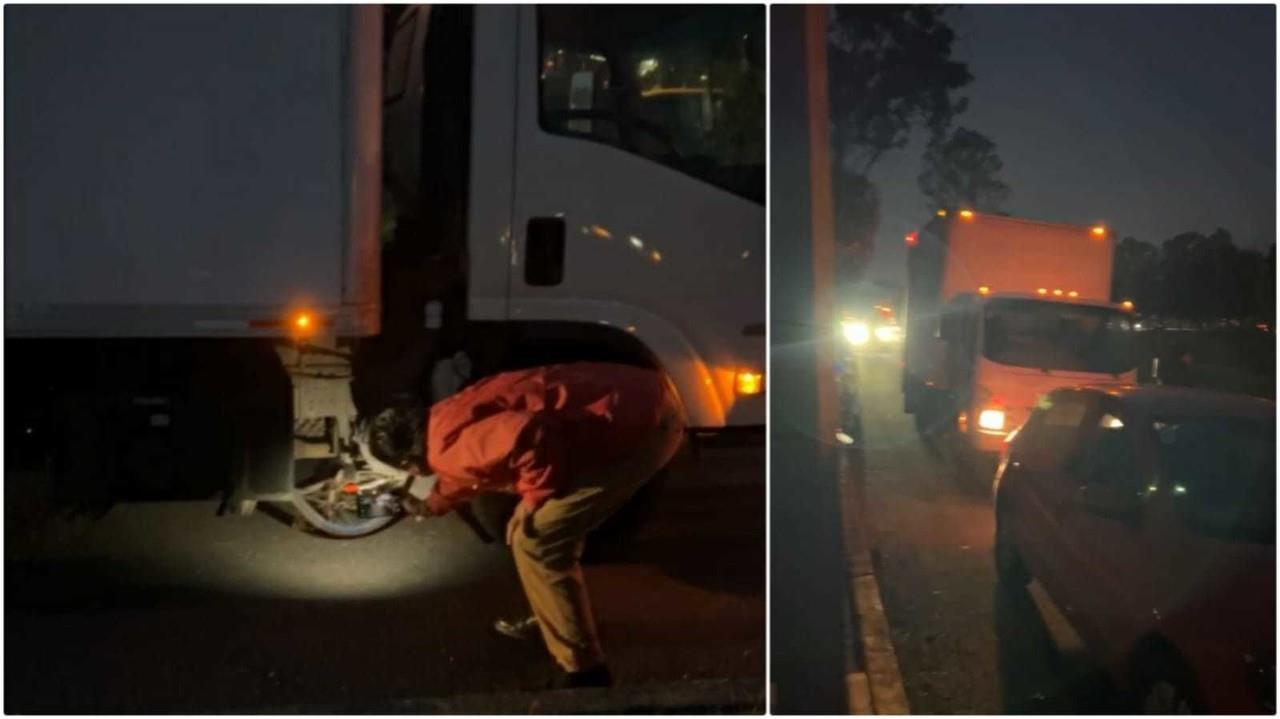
[840,448,910,715]
[850,554,909,714]
[255,677,765,715]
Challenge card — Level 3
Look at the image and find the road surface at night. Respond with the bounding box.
[848,350,1116,714]
[5,444,763,713]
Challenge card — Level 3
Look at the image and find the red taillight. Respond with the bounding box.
[904,231,919,247]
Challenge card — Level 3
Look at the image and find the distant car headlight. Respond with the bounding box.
[978,409,1006,431]
[874,325,902,343]
[841,320,870,346]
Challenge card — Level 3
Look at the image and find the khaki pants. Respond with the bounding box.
[511,398,685,672]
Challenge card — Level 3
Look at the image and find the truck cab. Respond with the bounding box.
[383,5,766,429]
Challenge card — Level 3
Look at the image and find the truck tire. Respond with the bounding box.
[914,389,953,440]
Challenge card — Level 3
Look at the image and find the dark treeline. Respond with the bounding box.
[1112,230,1276,324]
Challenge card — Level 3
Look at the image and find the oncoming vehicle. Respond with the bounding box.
[5,5,764,537]
[838,304,902,355]
[993,385,1276,714]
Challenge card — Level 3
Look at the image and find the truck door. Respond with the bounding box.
[501,6,766,428]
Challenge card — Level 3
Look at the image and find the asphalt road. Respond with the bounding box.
[4,443,763,713]
[847,349,1114,714]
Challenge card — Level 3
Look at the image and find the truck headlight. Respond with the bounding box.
[978,409,1006,431]
[841,320,870,345]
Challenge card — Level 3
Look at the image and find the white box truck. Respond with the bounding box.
[902,211,1137,479]
[5,5,764,535]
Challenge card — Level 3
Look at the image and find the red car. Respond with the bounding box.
[993,385,1275,713]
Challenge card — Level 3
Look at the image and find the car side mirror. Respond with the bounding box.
[1076,483,1142,521]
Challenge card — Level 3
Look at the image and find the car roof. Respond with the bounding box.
[1069,385,1276,422]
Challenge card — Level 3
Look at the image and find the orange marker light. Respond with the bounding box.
[1068,290,1079,298]
[959,209,975,220]
[1036,288,1048,295]
[936,209,948,218]
[1053,289,1064,297]
[294,313,313,330]
[1091,225,1107,238]
[736,371,764,396]
[977,285,991,295]
[1121,300,1135,311]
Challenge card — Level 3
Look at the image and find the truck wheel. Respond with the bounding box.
[289,466,402,538]
[913,389,954,440]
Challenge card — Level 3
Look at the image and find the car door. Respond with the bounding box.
[1012,390,1096,607]
[1055,399,1151,649]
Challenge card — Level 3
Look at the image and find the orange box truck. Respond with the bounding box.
[902,211,1138,481]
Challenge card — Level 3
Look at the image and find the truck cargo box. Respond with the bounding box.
[5,5,381,337]
[935,213,1113,303]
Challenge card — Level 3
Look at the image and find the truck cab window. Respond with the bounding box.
[538,6,764,204]
[981,298,1136,375]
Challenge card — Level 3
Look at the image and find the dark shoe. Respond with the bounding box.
[551,664,614,689]
[493,615,540,640]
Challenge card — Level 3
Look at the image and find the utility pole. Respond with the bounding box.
[769,5,846,713]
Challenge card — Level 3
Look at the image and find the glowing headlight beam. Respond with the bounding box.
[841,320,871,345]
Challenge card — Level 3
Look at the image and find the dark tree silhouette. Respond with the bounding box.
[917,126,1011,213]
[826,6,972,279]
[1112,236,1160,311]
[828,7,971,175]
[1146,228,1275,322]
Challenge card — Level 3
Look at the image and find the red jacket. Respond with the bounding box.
[425,363,677,513]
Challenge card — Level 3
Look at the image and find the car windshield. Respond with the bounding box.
[982,298,1136,374]
[1154,415,1276,543]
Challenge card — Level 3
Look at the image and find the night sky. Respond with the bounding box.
[864,4,1276,288]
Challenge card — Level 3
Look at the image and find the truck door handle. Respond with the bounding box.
[525,216,566,287]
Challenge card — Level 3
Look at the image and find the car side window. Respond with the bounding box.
[1067,410,1137,488]
[1020,392,1090,471]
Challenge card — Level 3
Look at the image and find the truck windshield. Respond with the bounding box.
[1155,416,1275,544]
[981,298,1135,374]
